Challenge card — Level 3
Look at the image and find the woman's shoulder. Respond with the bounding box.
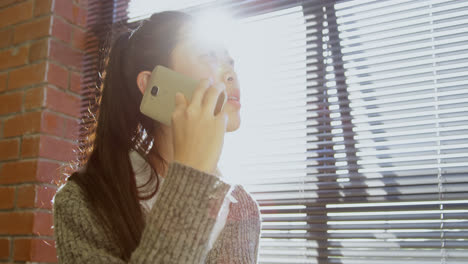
[53,177,104,233]
[53,176,90,213]
[55,178,82,199]
[53,177,124,259]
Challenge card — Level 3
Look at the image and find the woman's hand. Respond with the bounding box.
[171,79,229,174]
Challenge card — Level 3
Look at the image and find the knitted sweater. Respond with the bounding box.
[53,160,262,263]
[130,150,236,251]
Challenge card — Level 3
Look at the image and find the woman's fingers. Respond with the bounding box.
[216,100,229,131]
[203,82,227,116]
[187,78,227,116]
[174,92,187,109]
[190,78,212,108]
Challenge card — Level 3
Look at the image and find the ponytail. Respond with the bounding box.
[65,11,194,261]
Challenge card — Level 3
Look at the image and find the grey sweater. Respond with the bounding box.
[53,161,262,263]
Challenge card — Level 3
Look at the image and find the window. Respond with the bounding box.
[82,0,468,263]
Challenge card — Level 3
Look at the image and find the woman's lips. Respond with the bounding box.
[227,89,240,102]
[227,94,241,108]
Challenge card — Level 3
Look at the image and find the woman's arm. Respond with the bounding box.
[53,161,233,264]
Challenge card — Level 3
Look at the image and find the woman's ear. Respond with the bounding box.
[136,71,152,95]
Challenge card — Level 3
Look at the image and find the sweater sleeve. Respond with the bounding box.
[53,161,233,264]
[205,184,262,263]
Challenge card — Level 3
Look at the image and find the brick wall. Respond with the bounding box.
[0,0,87,263]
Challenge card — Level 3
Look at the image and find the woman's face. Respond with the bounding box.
[170,24,241,132]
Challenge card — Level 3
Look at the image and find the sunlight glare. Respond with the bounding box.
[191,9,236,51]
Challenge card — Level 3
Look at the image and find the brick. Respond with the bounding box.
[0,1,33,28]
[41,110,65,136]
[0,91,23,115]
[69,71,81,93]
[12,238,30,260]
[24,86,45,110]
[75,0,87,8]
[54,0,79,24]
[36,160,62,185]
[29,38,49,62]
[21,135,40,157]
[0,138,20,160]
[23,134,77,162]
[47,62,69,89]
[0,160,37,184]
[14,238,57,262]
[76,5,87,28]
[2,160,65,186]
[51,16,72,43]
[33,211,53,236]
[0,238,9,259]
[3,111,42,137]
[33,239,57,262]
[45,86,80,117]
[63,116,79,140]
[0,28,13,49]
[0,212,34,235]
[0,186,15,209]
[49,39,82,70]
[16,184,35,208]
[39,135,76,162]
[72,27,85,50]
[0,0,23,8]
[36,185,56,209]
[12,238,29,260]
[13,16,51,44]
[0,46,29,71]
[34,0,52,16]
[0,73,6,92]
[8,62,46,90]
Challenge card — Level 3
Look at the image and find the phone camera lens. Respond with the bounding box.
[151,86,159,96]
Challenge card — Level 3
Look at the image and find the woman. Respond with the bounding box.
[53,11,262,263]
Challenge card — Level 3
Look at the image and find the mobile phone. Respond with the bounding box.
[140,65,227,126]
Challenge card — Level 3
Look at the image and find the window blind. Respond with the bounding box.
[81,0,468,263]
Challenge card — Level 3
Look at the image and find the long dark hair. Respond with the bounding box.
[66,11,194,260]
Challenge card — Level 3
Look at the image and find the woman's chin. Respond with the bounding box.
[226,110,241,132]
